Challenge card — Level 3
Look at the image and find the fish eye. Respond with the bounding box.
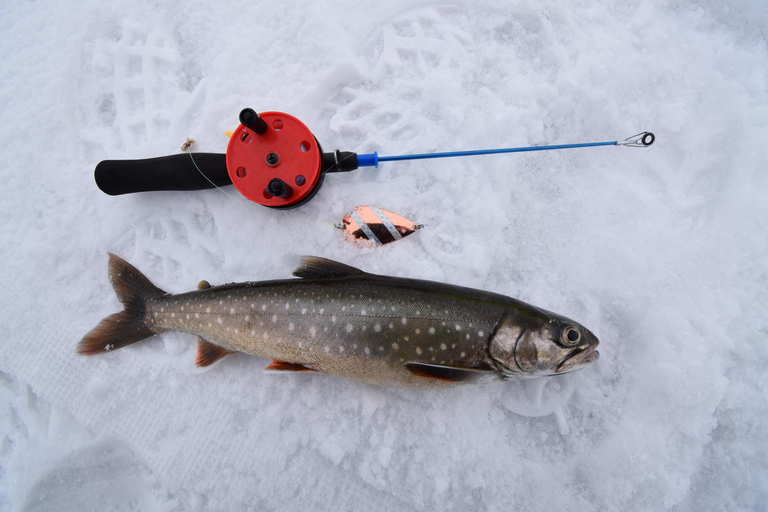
[561,326,581,347]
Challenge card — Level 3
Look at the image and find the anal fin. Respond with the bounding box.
[404,362,491,383]
[265,360,317,372]
[195,338,234,367]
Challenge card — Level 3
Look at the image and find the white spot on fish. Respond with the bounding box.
[374,324,381,332]
[310,326,317,337]
[208,322,212,327]
[217,317,223,325]
[478,331,484,337]
[339,346,344,353]
[219,300,223,305]
[460,352,466,357]
[346,324,353,333]
[230,308,235,315]
[186,315,190,320]
[285,303,290,310]
[392,343,399,350]
[171,313,175,318]
[245,315,250,323]
[181,306,185,312]
[401,317,407,325]
[404,336,410,341]
[364,347,370,355]
[160,307,165,313]
[195,313,199,319]
[379,346,384,351]
[440,343,447,350]
[320,308,325,314]
[324,346,330,353]
[361,310,367,316]
[455,324,462,331]
[389,323,394,329]
[261,305,267,311]
[416,347,422,355]
[466,334,470,340]
[301,308,307,314]
[206,307,211,313]
[429,327,435,335]
[272,315,277,323]
[415,329,421,335]
[289,323,295,332]
[332,316,337,323]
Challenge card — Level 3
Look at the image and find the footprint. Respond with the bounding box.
[323,7,474,155]
[79,20,206,159]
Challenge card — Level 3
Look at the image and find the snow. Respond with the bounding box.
[1,0,767,510]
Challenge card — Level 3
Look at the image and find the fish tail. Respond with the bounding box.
[77,253,167,355]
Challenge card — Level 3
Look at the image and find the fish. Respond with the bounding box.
[77,254,600,389]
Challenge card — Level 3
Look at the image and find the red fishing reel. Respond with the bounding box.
[95,108,361,209]
[227,109,322,208]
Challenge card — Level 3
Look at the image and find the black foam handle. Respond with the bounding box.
[95,153,232,196]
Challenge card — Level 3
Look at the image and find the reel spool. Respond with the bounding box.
[227,109,323,208]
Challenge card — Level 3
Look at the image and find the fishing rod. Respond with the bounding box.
[95,108,655,209]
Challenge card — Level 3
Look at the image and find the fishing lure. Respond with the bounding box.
[337,206,423,247]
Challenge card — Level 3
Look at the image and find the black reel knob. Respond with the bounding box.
[239,108,268,135]
[267,178,293,198]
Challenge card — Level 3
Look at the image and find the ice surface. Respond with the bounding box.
[1,0,767,510]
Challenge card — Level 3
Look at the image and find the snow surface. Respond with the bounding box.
[2,0,767,510]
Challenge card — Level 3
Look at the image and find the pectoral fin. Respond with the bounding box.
[195,338,234,367]
[404,362,492,383]
[265,360,317,372]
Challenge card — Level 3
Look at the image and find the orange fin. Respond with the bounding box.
[195,338,234,367]
[404,362,491,383]
[265,360,317,372]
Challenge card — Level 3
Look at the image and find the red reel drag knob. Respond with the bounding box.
[226,110,323,209]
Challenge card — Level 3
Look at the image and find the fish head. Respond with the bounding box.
[489,311,600,379]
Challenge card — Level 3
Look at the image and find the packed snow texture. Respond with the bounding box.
[1,0,767,510]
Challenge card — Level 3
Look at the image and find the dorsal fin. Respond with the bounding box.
[195,338,234,367]
[292,257,365,279]
[404,362,492,383]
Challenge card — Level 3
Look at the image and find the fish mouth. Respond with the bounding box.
[555,346,600,374]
